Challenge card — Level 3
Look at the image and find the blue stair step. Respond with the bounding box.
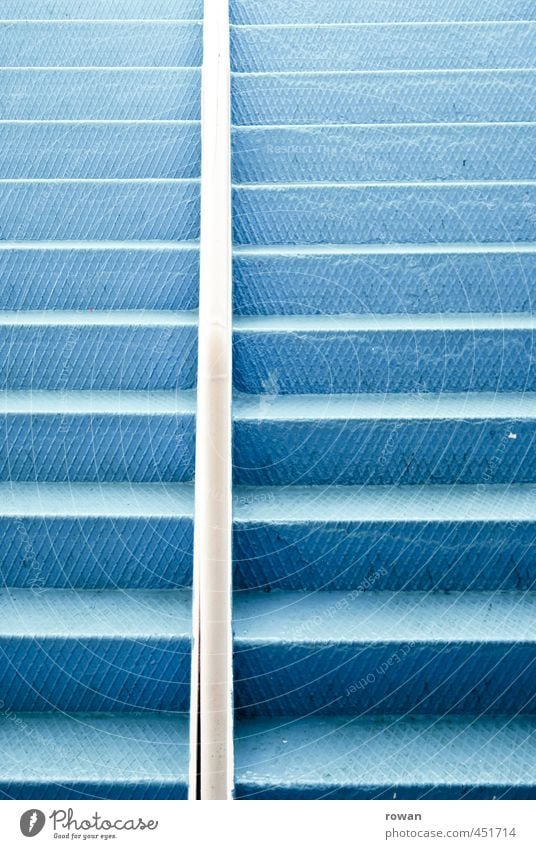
[1,21,202,66]
[233,483,536,591]
[3,0,202,18]
[0,482,193,588]
[233,392,536,485]
[0,68,200,120]
[0,311,197,390]
[0,589,192,712]
[235,715,536,800]
[0,180,199,240]
[233,314,536,394]
[0,243,199,310]
[231,22,535,73]
[233,125,536,184]
[0,123,200,179]
[233,244,536,316]
[230,0,535,25]
[232,70,536,125]
[0,712,190,800]
[234,590,536,717]
[0,390,195,481]
[233,182,535,245]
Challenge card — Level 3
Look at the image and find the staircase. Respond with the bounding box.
[230,1,536,799]
[0,1,201,799]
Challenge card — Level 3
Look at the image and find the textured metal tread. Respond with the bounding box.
[232,69,536,125]
[233,483,536,591]
[231,22,536,73]
[230,0,535,25]
[234,715,536,799]
[2,1,202,19]
[233,242,536,315]
[0,712,190,800]
[0,589,192,711]
[233,590,536,716]
[233,123,536,183]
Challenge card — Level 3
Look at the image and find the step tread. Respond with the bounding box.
[234,482,536,523]
[233,390,536,420]
[234,311,536,332]
[0,481,194,517]
[0,388,196,413]
[0,309,197,326]
[235,715,536,796]
[0,712,189,792]
[234,591,536,644]
[0,589,191,637]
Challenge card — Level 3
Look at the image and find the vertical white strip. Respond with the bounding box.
[193,0,233,800]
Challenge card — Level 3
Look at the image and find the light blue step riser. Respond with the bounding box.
[232,71,536,125]
[0,517,192,588]
[0,181,199,240]
[233,250,536,315]
[230,0,535,24]
[0,69,200,120]
[232,23,535,73]
[233,184,535,246]
[0,639,191,711]
[234,418,535,485]
[234,644,536,717]
[0,247,199,310]
[233,329,536,393]
[1,22,201,66]
[233,125,536,184]
[0,124,200,179]
[3,0,202,17]
[0,326,197,389]
[1,414,195,480]
[234,521,534,591]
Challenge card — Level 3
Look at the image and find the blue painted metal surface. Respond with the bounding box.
[0,7,201,798]
[0,713,190,800]
[0,313,197,390]
[231,0,536,798]
[235,716,536,799]
[0,244,199,311]
[233,246,536,316]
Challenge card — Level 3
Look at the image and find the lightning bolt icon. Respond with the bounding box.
[28,811,38,833]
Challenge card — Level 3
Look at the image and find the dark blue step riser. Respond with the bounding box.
[0,124,200,180]
[0,326,197,389]
[2,22,201,66]
[1,414,195,480]
[0,69,200,120]
[233,125,536,184]
[0,181,199,240]
[234,418,535,485]
[234,643,536,716]
[0,781,187,800]
[230,0,535,24]
[233,184,535,246]
[232,71,536,125]
[1,517,193,588]
[233,329,536,394]
[234,783,536,801]
[0,638,190,711]
[233,520,536,591]
[0,247,199,311]
[231,22,535,72]
[233,250,536,316]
